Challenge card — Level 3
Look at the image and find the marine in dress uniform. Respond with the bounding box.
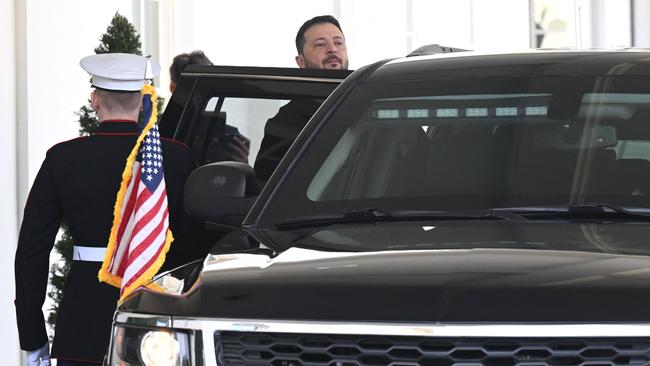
[14,54,196,365]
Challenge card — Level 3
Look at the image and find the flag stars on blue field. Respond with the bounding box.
[138,125,165,187]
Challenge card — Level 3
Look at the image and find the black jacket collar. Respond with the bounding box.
[95,120,139,134]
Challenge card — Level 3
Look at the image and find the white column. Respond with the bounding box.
[2,0,22,362]
[470,0,530,51]
[158,0,177,98]
[591,0,631,48]
[632,0,650,47]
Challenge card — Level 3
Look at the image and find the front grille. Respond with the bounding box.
[215,332,650,366]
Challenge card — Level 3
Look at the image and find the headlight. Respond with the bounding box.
[109,326,192,366]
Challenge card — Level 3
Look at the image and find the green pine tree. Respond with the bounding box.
[47,11,164,335]
[77,12,143,136]
[46,226,72,331]
[94,13,142,56]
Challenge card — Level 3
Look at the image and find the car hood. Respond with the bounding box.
[120,222,650,323]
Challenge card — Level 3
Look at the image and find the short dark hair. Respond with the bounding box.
[169,50,212,84]
[295,15,343,55]
[95,89,141,114]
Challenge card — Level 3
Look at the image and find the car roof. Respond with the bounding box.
[182,64,352,81]
[363,49,650,83]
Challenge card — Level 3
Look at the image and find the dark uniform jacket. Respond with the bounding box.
[253,98,321,190]
[14,120,196,363]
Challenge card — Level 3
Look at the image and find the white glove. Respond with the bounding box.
[25,342,50,366]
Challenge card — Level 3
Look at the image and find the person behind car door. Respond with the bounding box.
[169,50,251,163]
[14,53,196,366]
[254,15,349,190]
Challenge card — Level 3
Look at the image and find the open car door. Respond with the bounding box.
[159,64,351,184]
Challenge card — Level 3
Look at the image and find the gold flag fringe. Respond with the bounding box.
[98,84,173,303]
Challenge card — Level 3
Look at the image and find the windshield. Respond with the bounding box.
[258,74,650,230]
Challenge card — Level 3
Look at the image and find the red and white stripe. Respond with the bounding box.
[107,161,170,296]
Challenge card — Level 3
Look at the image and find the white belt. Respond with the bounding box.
[72,245,107,262]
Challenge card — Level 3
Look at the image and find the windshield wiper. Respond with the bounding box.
[493,204,650,222]
[274,208,523,230]
[273,204,650,230]
[274,208,390,230]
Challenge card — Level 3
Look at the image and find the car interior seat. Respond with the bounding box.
[609,158,650,197]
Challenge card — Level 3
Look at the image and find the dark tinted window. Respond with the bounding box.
[259,75,650,226]
[160,70,343,171]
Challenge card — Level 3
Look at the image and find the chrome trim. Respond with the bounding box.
[113,312,650,366]
[115,312,650,337]
[114,312,171,328]
[182,72,346,83]
[166,316,650,337]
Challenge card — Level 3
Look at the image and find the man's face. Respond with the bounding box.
[296,22,348,70]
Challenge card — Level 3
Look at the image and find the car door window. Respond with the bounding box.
[200,96,291,164]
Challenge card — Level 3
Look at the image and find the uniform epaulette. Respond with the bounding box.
[46,136,87,153]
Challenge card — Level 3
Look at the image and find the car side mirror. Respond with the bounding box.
[183,162,258,227]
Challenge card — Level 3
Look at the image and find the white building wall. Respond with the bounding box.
[342,0,410,65]
[410,0,530,52]
[1,0,20,362]
[164,0,530,145]
[23,1,133,188]
[632,0,650,47]
[471,0,531,50]
[174,0,339,67]
[411,0,474,51]
[168,0,530,77]
[591,0,631,48]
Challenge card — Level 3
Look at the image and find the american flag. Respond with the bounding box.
[99,85,172,301]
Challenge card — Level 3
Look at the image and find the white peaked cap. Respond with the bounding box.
[80,53,161,92]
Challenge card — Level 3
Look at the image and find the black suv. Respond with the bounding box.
[108,51,650,366]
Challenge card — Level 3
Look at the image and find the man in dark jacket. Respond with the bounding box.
[14,53,195,365]
[254,15,349,189]
[169,50,251,164]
